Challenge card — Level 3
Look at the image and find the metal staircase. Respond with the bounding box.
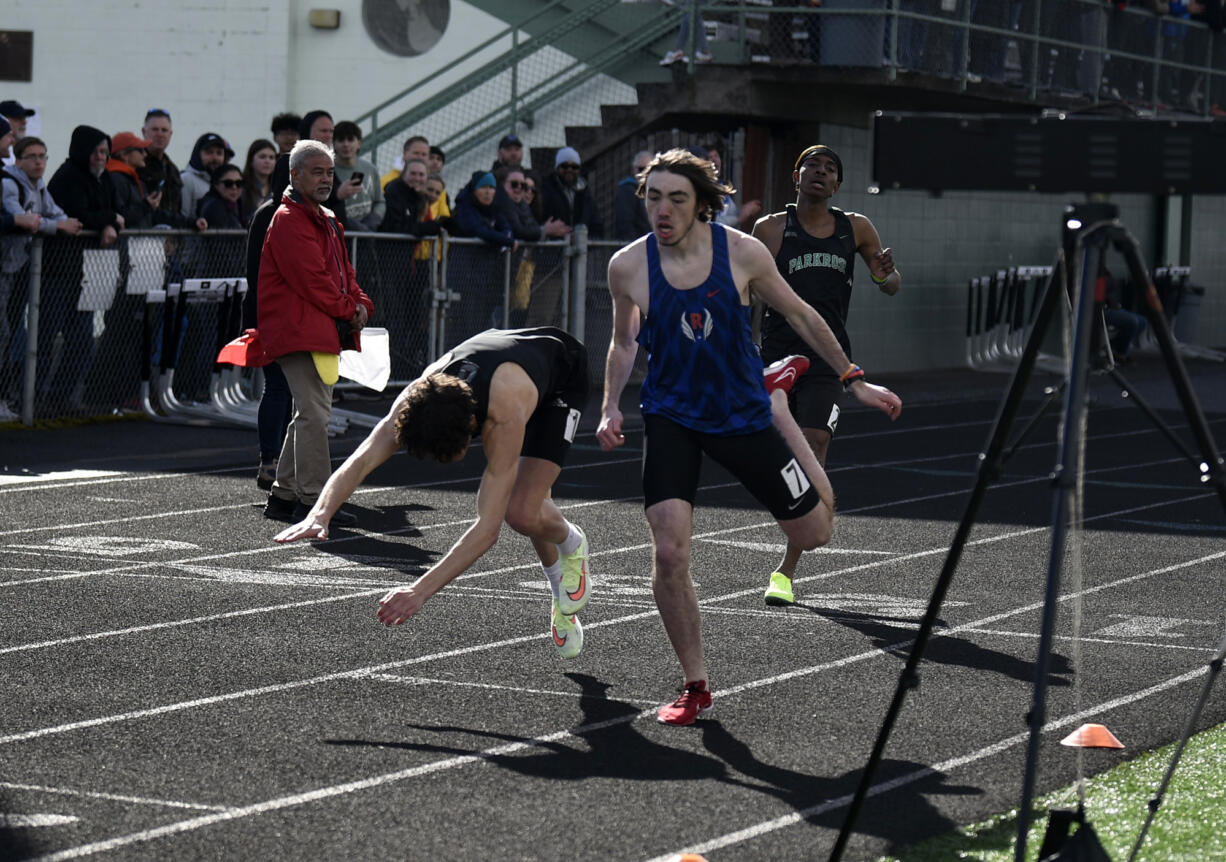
[355,0,680,169]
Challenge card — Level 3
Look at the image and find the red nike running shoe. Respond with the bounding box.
[657,680,714,726]
[763,355,810,395]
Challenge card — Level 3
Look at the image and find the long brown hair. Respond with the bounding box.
[636,147,734,222]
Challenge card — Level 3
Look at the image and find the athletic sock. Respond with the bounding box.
[557,521,584,556]
[542,560,563,600]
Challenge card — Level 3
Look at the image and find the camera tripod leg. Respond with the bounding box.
[1106,367,1200,465]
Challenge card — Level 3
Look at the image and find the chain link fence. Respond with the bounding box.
[3,228,611,426]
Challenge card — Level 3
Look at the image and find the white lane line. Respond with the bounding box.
[1,814,79,828]
[361,673,660,704]
[698,539,896,555]
[0,469,126,487]
[0,481,1212,673]
[24,617,1217,862]
[0,782,229,812]
[0,609,663,746]
[956,628,1218,653]
[6,545,1221,752]
[641,665,1210,862]
[0,593,381,656]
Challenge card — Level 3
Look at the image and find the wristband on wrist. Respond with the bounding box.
[870,271,889,284]
[839,363,865,390]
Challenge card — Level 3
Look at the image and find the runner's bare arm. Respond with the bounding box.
[597,249,643,451]
[272,395,407,543]
[377,384,530,625]
[738,234,902,419]
[750,211,787,258]
[850,212,900,296]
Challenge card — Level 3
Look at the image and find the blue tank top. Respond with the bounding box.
[637,222,772,435]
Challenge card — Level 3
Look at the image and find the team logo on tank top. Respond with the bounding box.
[680,308,714,342]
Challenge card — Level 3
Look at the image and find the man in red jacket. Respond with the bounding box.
[259,139,374,528]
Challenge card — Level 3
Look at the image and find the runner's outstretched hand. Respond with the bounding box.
[274,515,329,543]
[848,380,902,420]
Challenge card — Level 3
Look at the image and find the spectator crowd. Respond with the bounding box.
[0,101,625,422]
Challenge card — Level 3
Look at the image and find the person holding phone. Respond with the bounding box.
[332,121,383,231]
[106,131,205,230]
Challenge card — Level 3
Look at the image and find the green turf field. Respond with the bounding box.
[879,721,1226,861]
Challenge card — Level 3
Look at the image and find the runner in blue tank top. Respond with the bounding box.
[597,148,903,726]
[753,144,902,607]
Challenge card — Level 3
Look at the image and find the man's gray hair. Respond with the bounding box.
[289,138,334,173]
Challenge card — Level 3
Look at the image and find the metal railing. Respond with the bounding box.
[689,0,1224,114]
[1,228,607,426]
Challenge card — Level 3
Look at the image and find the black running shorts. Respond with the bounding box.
[520,345,589,466]
[787,371,843,437]
[642,413,821,519]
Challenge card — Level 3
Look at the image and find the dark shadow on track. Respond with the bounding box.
[699,719,981,854]
[325,672,728,782]
[304,531,439,576]
[0,788,39,860]
[324,674,979,852]
[796,606,1073,686]
[313,503,436,539]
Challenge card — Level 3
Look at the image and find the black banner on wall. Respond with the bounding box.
[871,111,1226,195]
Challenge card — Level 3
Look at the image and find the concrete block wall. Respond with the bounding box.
[815,123,1169,374]
[1190,196,1226,348]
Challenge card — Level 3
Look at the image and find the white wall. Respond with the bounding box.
[3,0,515,173]
[6,0,291,167]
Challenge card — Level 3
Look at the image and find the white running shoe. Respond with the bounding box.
[556,525,591,615]
[551,601,584,659]
[660,50,687,66]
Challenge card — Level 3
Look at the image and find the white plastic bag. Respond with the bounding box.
[338,326,390,392]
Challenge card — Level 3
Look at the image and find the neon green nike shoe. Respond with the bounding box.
[763,571,795,606]
[551,600,584,659]
[556,525,591,615]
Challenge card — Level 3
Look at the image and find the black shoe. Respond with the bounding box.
[263,494,298,522]
[293,502,358,528]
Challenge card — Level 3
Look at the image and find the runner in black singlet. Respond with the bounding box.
[274,326,594,660]
[753,144,902,607]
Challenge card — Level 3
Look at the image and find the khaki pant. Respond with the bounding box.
[271,351,334,505]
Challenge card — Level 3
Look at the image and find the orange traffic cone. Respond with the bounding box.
[1060,723,1124,749]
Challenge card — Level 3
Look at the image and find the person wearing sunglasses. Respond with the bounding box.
[198,163,249,230]
[497,166,569,242]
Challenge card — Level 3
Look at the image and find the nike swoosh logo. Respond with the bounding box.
[837,234,849,239]
[787,497,805,510]
[566,574,587,602]
[706,290,719,298]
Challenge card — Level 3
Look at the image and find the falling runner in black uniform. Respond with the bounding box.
[274,326,594,659]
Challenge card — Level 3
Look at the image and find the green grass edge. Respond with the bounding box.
[877,720,1226,862]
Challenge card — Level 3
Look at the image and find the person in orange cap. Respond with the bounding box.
[107,131,204,229]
